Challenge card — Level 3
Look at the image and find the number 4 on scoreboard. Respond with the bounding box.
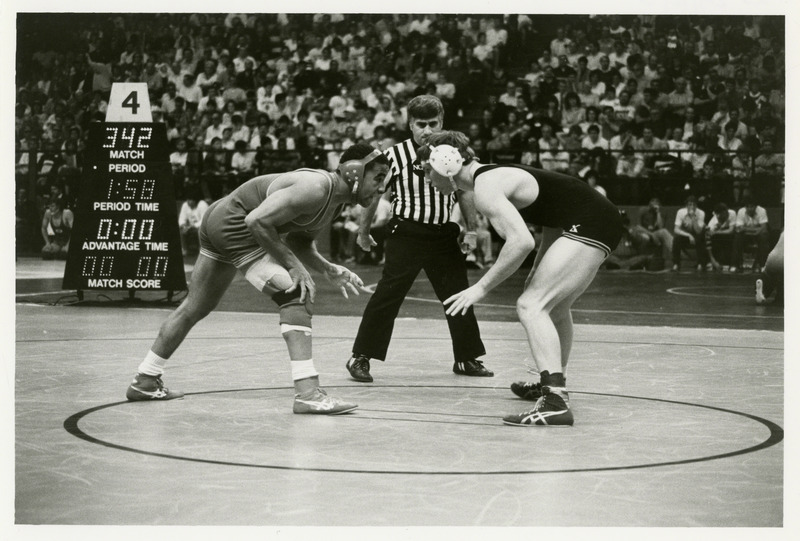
[122,91,140,114]
[105,82,153,123]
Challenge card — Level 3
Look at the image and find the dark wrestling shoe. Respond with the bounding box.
[453,359,494,377]
[510,381,543,400]
[502,387,573,427]
[346,354,373,382]
[126,373,185,401]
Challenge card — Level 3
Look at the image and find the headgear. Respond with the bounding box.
[427,144,464,178]
[337,148,384,198]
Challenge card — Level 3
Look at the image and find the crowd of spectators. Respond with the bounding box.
[470,14,785,209]
[15,13,785,265]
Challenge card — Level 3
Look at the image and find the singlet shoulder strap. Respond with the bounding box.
[291,169,336,228]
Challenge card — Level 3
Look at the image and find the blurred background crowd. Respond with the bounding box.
[15,13,784,272]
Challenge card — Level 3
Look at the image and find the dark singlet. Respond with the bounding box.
[473,164,623,255]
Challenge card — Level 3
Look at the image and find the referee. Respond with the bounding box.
[346,94,492,382]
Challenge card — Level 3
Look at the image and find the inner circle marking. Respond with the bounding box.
[667,286,753,299]
[63,385,783,475]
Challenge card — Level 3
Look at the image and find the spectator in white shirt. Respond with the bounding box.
[484,17,507,50]
[523,61,544,88]
[498,81,519,108]
[576,82,600,109]
[355,107,381,141]
[230,139,255,182]
[204,112,226,146]
[219,126,236,151]
[198,86,225,113]
[589,70,606,98]
[178,190,209,256]
[585,41,604,71]
[672,196,709,272]
[538,123,570,172]
[613,90,636,123]
[732,199,770,273]
[196,60,220,92]
[229,114,251,145]
[435,73,456,102]
[608,40,629,69]
[550,27,572,57]
[232,46,257,73]
[581,124,609,150]
[472,32,494,65]
[177,73,202,106]
[667,127,691,163]
[314,47,333,71]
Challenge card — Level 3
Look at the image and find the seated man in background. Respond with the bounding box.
[40,197,74,260]
[178,188,209,256]
[732,198,770,273]
[631,197,672,268]
[705,202,736,272]
[672,195,709,272]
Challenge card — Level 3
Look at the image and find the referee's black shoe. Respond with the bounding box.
[346,354,373,382]
[453,359,494,377]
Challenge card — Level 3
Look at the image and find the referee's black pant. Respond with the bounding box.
[352,216,486,363]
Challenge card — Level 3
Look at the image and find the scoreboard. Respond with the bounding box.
[63,84,187,293]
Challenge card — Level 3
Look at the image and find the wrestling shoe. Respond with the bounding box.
[293,388,358,415]
[755,278,767,304]
[510,381,543,400]
[126,373,185,401]
[453,359,494,377]
[502,387,573,427]
[346,354,373,382]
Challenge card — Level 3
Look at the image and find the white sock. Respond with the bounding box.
[137,350,168,376]
[291,359,319,381]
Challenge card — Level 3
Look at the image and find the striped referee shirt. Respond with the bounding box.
[383,138,456,225]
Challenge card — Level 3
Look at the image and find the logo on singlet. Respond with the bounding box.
[569,224,581,233]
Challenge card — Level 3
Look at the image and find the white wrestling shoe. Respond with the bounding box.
[293,388,358,415]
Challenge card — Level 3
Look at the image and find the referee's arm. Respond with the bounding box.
[356,181,394,251]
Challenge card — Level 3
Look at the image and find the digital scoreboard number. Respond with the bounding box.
[63,121,187,292]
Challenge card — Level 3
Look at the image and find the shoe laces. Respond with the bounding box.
[355,357,370,370]
[522,394,547,417]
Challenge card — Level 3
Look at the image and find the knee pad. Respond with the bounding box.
[278,302,312,335]
[244,255,294,293]
[242,255,313,334]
